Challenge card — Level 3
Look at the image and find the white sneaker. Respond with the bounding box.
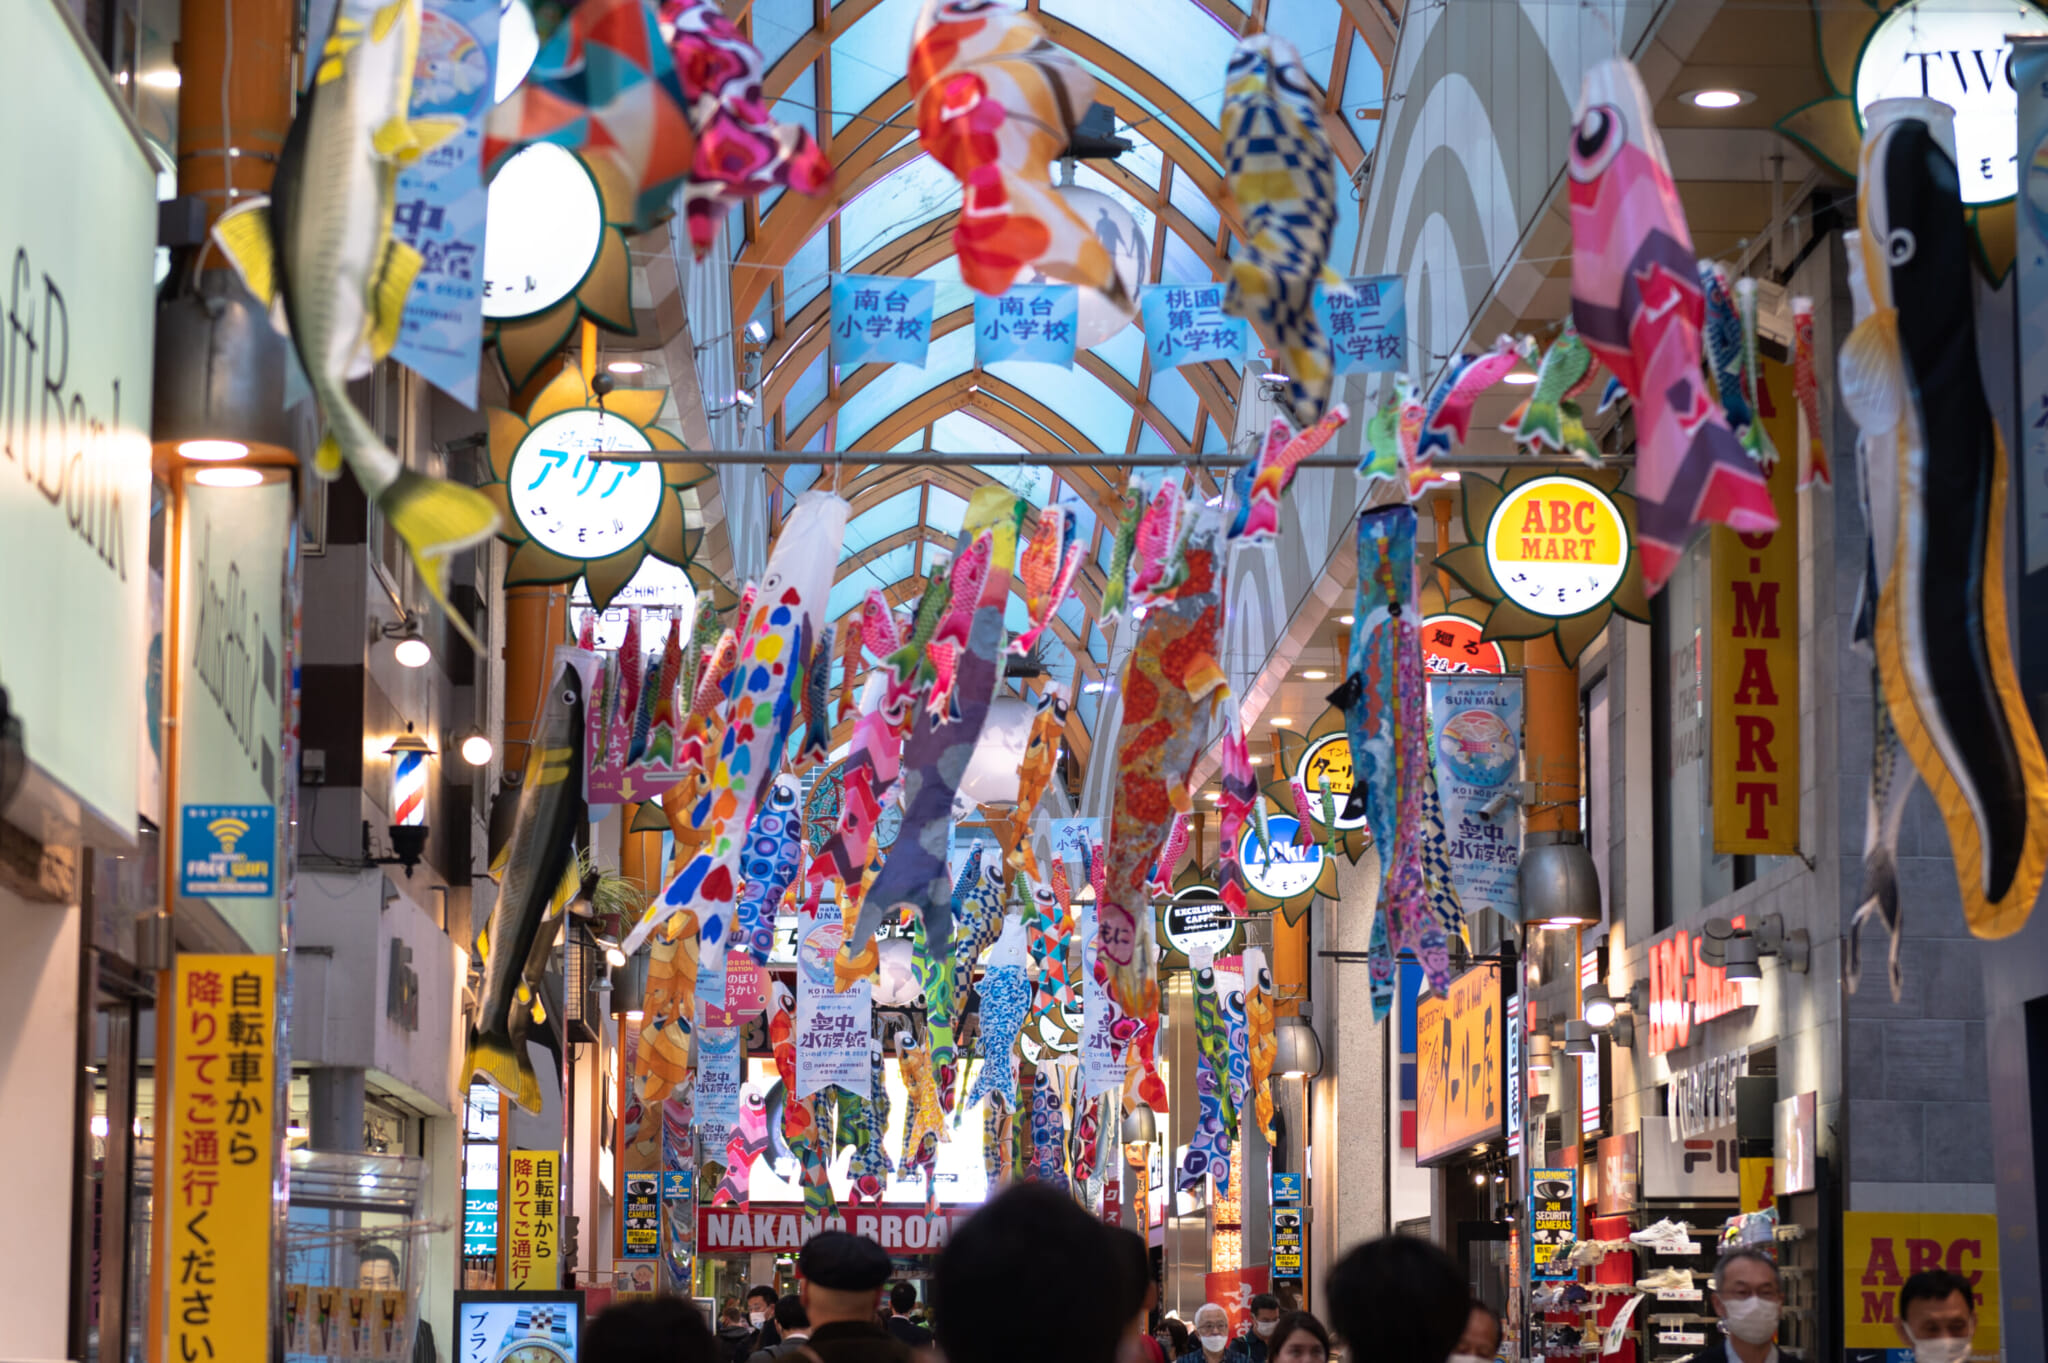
[1634,1266,1692,1291]
[1630,1218,1690,1246]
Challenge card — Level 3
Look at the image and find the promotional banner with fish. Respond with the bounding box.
[793,894,872,1098]
[212,0,501,645]
[1845,98,2048,942]
[693,1012,743,1140]
[1567,57,1775,592]
[1220,32,1345,428]
[391,0,496,406]
[1428,677,1523,921]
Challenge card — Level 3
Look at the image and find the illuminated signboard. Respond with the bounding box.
[1415,964,1504,1165]
[1237,815,1325,903]
[1294,732,1366,830]
[1483,475,1631,619]
[1422,613,1507,675]
[1645,917,1753,1056]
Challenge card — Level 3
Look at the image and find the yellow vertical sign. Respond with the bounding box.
[165,955,276,1362]
[507,1151,561,1289]
[1711,359,1802,854]
[1842,1211,2000,1352]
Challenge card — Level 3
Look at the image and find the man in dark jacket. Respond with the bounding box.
[883,1284,931,1349]
[797,1233,911,1363]
[1228,1294,1283,1363]
[747,1285,783,1353]
[745,1296,811,1363]
[716,1303,757,1363]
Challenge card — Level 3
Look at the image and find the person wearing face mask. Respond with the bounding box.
[1895,1268,1980,1363]
[1228,1295,1283,1363]
[1686,1249,1784,1363]
[1448,1300,1501,1363]
[748,1286,784,1354]
[1174,1304,1236,1363]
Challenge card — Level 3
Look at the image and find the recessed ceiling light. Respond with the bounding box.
[1301,669,1329,681]
[1684,88,1752,109]
[606,360,646,374]
[1270,716,1292,728]
[1443,470,1463,482]
[140,69,182,89]
[1338,614,1355,626]
[1502,371,1538,385]
[195,467,264,488]
[1250,754,1266,765]
[1205,790,1222,803]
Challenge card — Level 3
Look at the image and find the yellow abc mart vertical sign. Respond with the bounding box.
[1483,476,1630,618]
[1710,365,1800,854]
[1842,1211,1999,1353]
[164,956,277,1363]
[1415,963,1503,1165]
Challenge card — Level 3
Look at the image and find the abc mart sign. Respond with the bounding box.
[1645,919,1755,1056]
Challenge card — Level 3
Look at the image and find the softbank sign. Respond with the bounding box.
[1645,917,1753,1056]
[697,1207,968,1254]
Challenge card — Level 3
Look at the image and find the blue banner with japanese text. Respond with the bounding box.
[830,274,936,368]
[1140,284,1248,370]
[1314,275,1407,374]
[391,0,498,407]
[974,283,1078,367]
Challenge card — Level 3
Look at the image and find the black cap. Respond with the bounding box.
[798,1232,891,1291]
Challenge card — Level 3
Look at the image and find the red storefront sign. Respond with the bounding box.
[697,1206,969,1254]
[1646,917,1749,1056]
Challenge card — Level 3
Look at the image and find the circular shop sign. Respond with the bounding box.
[1164,886,1239,959]
[483,142,604,320]
[507,408,660,560]
[1422,613,1507,675]
[1237,817,1325,902]
[1854,0,2046,206]
[1295,732,1366,831]
[571,556,698,652]
[1484,475,1630,619]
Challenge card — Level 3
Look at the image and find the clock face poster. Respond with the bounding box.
[454,1294,584,1363]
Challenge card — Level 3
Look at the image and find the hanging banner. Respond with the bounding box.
[506,1150,561,1289]
[1428,677,1523,920]
[1047,817,1098,874]
[1079,904,1121,1098]
[1415,963,1504,1165]
[974,283,1078,367]
[794,897,871,1097]
[1529,1166,1578,1281]
[829,273,936,368]
[1710,363,1800,853]
[176,472,292,953]
[165,956,276,1363]
[391,0,498,406]
[1140,284,1248,370]
[1842,1211,2000,1354]
[1313,275,1407,374]
[698,1205,971,1253]
[622,1173,660,1259]
[693,1014,743,1136]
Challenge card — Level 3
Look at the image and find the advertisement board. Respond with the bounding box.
[1842,1211,2000,1355]
[454,1292,583,1363]
[1529,1167,1578,1281]
[1415,964,1504,1165]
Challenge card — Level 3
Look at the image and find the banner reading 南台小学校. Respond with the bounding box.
[1428,676,1522,920]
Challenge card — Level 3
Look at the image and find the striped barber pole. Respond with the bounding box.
[393,749,427,827]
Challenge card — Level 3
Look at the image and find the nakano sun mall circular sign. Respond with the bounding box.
[507,409,660,559]
[1853,0,2045,206]
[1483,475,1630,619]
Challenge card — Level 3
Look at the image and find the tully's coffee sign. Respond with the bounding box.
[1646,918,1754,1056]
[0,0,158,836]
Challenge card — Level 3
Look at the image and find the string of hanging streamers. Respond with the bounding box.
[593,448,1636,469]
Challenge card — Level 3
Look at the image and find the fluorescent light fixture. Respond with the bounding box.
[196,466,264,488]
[606,360,646,375]
[1261,371,1290,384]
[179,439,249,461]
[140,68,182,89]
[1684,88,1752,109]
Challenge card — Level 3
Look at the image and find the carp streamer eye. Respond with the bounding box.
[563,687,577,704]
[1569,104,1624,182]
[1886,227,1917,265]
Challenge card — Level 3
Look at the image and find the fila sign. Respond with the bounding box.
[1646,918,1752,1056]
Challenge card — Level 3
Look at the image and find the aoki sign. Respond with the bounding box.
[1646,919,1755,1056]
[1853,0,2048,205]
[1483,475,1630,619]
[1238,815,1325,903]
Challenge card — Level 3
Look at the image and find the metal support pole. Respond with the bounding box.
[592,449,1636,470]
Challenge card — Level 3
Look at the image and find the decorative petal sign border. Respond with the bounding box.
[1261,710,1371,866]
[487,153,642,388]
[482,366,712,607]
[1773,0,2042,278]
[1434,466,1648,667]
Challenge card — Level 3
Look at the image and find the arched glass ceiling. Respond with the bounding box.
[724,0,1391,762]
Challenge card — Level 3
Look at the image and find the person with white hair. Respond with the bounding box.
[1173,1304,1237,1363]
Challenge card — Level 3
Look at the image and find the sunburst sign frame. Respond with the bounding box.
[483,367,712,607]
[487,152,641,388]
[1435,467,1648,667]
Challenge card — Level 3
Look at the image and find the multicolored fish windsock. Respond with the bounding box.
[1792,296,1831,489]
[1230,407,1349,543]
[1568,58,1775,592]
[1190,951,1238,1141]
[1843,98,2048,942]
[1244,947,1278,1142]
[1418,335,1533,464]
[1221,33,1345,429]
[1505,319,1600,462]
[965,915,1032,1111]
[908,0,1129,302]
[733,774,803,965]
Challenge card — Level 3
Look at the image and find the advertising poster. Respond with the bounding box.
[166,956,276,1363]
[1529,1166,1578,1281]
[1428,677,1523,919]
[793,897,872,1097]
[1079,905,1121,1098]
[506,1151,561,1289]
[1709,370,1800,854]
[693,1016,743,1138]
[454,1294,582,1363]
[1415,964,1504,1164]
[1842,1212,2000,1355]
[622,1174,660,1259]
[391,0,497,405]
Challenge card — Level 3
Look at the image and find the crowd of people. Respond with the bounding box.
[578,1183,1987,1363]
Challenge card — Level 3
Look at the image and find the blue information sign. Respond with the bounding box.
[1271,1171,1303,1204]
[179,803,276,898]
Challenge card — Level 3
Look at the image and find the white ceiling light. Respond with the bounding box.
[1502,370,1538,385]
[1684,88,1753,109]
[1301,669,1329,681]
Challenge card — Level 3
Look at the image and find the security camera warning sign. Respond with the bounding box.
[180,803,276,897]
[1529,1166,1578,1281]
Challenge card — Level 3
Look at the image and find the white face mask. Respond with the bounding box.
[1447,1355,1493,1363]
[1902,1329,1973,1363]
[1720,1296,1781,1345]
[1199,1333,1230,1353]
[750,1313,769,1328]
[1254,1322,1277,1339]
